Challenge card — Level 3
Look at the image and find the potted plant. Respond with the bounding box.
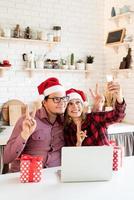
[76,59,85,70]
[86,55,94,70]
[60,58,68,70]
[69,53,75,70]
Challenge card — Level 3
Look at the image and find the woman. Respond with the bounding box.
[64,81,126,147]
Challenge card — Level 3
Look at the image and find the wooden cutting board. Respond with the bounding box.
[9,105,22,126]
[2,99,26,125]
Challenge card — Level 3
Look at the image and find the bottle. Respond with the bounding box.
[24,26,32,39]
[125,48,131,69]
[119,57,126,69]
[14,24,20,38]
[111,7,116,17]
[29,51,35,69]
[53,26,61,42]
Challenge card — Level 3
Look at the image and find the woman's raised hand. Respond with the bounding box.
[89,83,105,112]
[107,81,123,104]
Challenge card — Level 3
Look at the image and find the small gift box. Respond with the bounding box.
[109,140,124,171]
[20,154,43,183]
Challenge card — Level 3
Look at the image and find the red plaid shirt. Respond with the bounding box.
[64,100,126,146]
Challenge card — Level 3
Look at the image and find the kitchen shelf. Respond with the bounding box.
[106,42,130,53]
[0,66,11,69]
[0,67,91,78]
[111,68,133,78]
[24,68,89,72]
[109,11,134,26]
[0,36,59,44]
[0,66,11,77]
[0,37,60,48]
[23,68,90,78]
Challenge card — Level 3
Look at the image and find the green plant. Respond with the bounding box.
[61,58,67,65]
[70,53,74,65]
[87,55,94,63]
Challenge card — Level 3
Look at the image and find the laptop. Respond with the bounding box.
[60,146,113,182]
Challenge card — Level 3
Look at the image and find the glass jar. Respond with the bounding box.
[47,32,54,42]
[53,26,61,42]
[3,27,11,38]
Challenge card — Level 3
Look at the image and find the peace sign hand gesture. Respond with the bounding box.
[76,120,87,146]
[21,105,37,140]
[89,83,105,112]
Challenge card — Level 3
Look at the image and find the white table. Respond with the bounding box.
[107,122,134,134]
[108,123,134,156]
[0,157,134,200]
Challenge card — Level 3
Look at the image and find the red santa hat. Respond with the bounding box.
[66,88,87,103]
[37,77,65,97]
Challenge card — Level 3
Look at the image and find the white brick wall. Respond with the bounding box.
[1,1,133,122]
[0,0,105,107]
[104,0,134,123]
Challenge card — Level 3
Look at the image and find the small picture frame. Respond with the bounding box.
[105,28,126,46]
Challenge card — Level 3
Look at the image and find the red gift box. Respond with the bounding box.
[109,140,124,171]
[20,154,43,183]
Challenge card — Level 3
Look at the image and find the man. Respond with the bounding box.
[3,77,69,172]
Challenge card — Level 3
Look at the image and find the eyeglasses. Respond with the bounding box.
[48,96,70,103]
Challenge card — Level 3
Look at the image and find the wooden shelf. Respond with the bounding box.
[0,67,91,78]
[0,37,59,45]
[22,68,90,78]
[0,37,60,50]
[0,66,11,77]
[0,66,11,69]
[106,42,130,53]
[111,68,133,78]
[24,68,90,72]
[109,11,134,26]
[109,12,132,20]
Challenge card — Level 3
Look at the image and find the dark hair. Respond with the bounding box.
[41,95,49,107]
[44,95,49,101]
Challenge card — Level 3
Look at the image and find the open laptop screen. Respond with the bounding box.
[61,146,113,182]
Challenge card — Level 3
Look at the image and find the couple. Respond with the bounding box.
[3,77,126,173]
